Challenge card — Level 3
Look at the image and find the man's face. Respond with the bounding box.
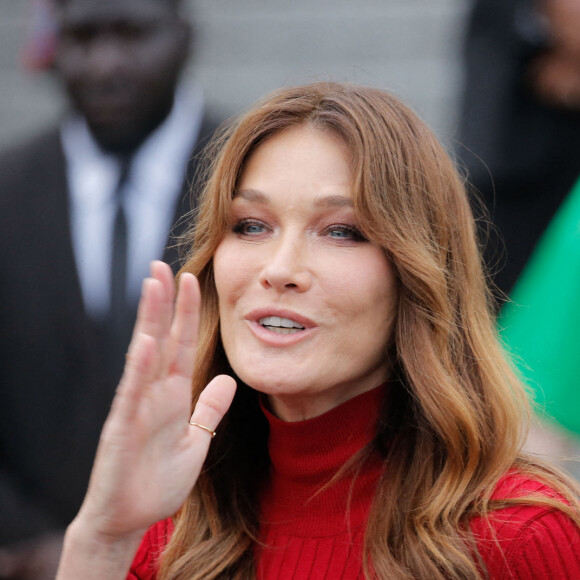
[55,0,190,153]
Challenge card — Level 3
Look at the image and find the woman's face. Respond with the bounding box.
[213,125,398,421]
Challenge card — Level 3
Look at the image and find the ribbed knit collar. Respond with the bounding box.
[260,384,387,537]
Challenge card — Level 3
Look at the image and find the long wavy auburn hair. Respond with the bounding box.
[159,82,580,579]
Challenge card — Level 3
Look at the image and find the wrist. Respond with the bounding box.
[56,518,145,580]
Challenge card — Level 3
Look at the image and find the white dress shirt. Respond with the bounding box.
[61,85,204,320]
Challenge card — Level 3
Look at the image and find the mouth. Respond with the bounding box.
[259,315,305,335]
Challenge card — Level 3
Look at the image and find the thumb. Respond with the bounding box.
[188,375,237,440]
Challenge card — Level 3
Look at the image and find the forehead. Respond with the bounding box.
[241,125,353,180]
[58,0,178,25]
[236,125,354,210]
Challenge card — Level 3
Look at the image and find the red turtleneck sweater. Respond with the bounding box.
[128,386,580,579]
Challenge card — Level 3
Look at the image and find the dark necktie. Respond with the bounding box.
[106,156,134,377]
[110,157,132,328]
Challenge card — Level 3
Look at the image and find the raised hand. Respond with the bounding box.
[56,262,236,579]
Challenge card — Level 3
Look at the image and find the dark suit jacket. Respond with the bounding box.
[0,115,218,544]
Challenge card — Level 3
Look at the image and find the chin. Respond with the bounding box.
[239,375,293,396]
[235,367,309,397]
[92,130,143,154]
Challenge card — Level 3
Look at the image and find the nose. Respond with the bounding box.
[84,35,130,80]
[259,233,312,293]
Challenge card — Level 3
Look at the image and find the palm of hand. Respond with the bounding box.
[76,262,236,541]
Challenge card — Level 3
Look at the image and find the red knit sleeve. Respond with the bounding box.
[472,473,580,579]
[127,519,174,580]
[504,508,580,578]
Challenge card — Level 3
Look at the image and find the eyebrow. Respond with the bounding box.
[234,188,354,208]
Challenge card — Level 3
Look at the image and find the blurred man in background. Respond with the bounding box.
[0,1,219,577]
[457,0,580,482]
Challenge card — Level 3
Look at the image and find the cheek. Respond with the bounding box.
[55,50,83,82]
[214,241,252,311]
[213,245,232,307]
[140,37,186,76]
[331,246,394,291]
[337,255,397,327]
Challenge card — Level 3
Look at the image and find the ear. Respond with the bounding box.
[174,17,193,65]
[180,17,195,60]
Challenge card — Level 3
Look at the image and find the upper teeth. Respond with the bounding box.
[259,316,305,329]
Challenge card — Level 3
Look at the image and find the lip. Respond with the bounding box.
[79,87,137,121]
[85,99,134,123]
[245,307,317,346]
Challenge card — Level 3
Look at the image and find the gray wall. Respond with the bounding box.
[0,0,469,150]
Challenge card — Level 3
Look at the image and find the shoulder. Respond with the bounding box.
[0,127,62,168]
[0,127,67,221]
[471,471,580,579]
[0,127,64,198]
[127,519,174,580]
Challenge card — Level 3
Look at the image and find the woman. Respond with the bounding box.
[57,82,580,579]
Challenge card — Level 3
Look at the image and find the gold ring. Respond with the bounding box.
[189,421,216,438]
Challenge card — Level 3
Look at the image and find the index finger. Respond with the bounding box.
[131,261,175,345]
